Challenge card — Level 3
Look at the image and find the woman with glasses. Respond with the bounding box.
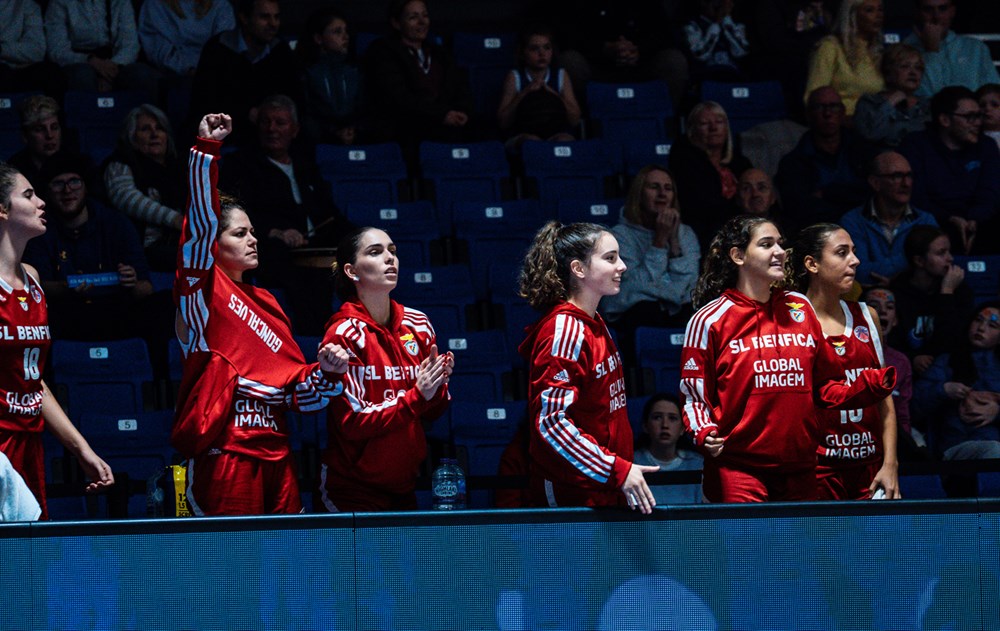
[805,0,885,116]
[854,44,931,148]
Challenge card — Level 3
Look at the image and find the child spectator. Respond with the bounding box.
[633,393,703,505]
[497,25,581,154]
[976,83,1000,151]
[913,302,1000,462]
[298,8,363,145]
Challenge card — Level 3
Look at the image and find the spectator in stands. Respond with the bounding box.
[297,7,363,146]
[805,0,886,116]
[633,393,703,505]
[854,43,931,148]
[0,161,115,520]
[775,87,871,235]
[23,152,164,344]
[734,168,781,218]
[864,286,930,461]
[138,0,235,77]
[839,151,938,287]
[542,0,688,109]
[189,0,301,144]
[683,0,750,82]
[0,0,63,96]
[888,225,974,374]
[601,165,699,360]
[668,101,751,247]
[319,226,453,511]
[497,25,581,154]
[900,86,1000,255]
[518,221,657,512]
[103,104,186,272]
[746,0,831,119]
[363,0,475,161]
[913,301,1000,461]
[44,0,158,98]
[219,94,353,334]
[977,83,1000,150]
[905,0,1000,97]
[6,96,62,190]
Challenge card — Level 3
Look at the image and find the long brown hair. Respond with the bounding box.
[519,221,607,310]
[692,215,777,308]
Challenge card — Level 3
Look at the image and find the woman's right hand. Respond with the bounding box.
[318,343,350,374]
[416,344,450,400]
[198,113,232,141]
[703,430,725,457]
[944,381,972,400]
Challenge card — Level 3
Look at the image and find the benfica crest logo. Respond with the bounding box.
[400,333,419,356]
[17,296,28,311]
[831,341,846,356]
[786,302,805,323]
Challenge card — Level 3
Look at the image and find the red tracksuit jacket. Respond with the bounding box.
[320,298,448,510]
[519,302,633,508]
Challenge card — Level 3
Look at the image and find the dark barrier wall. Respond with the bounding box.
[2,501,998,630]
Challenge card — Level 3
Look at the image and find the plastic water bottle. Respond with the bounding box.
[431,458,466,510]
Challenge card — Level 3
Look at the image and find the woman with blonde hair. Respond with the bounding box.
[854,43,930,147]
[601,165,700,360]
[519,221,658,513]
[668,101,752,247]
[805,0,886,115]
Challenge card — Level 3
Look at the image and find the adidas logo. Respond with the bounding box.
[553,369,570,382]
[683,358,698,371]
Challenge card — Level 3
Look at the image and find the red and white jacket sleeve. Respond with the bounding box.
[679,311,720,447]
[531,315,631,489]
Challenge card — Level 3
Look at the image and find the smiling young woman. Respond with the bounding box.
[517,220,659,514]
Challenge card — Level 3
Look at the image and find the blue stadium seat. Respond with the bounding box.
[496,298,538,365]
[315,143,408,207]
[488,261,522,304]
[451,400,525,507]
[898,474,947,499]
[344,200,441,266]
[452,32,517,116]
[635,327,686,395]
[50,338,154,417]
[0,93,41,159]
[63,90,145,162]
[522,139,619,202]
[394,264,476,333]
[78,410,175,517]
[586,81,674,144]
[419,141,509,211]
[954,255,1000,302]
[627,394,651,438]
[700,80,787,134]
[556,197,623,225]
[623,137,674,176]
[444,330,511,401]
[453,204,537,298]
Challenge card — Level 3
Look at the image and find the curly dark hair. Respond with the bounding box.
[519,221,608,310]
[691,215,777,309]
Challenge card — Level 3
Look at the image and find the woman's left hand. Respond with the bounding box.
[78,450,115,494]
[318,343,350,374]
[869,460,900,499]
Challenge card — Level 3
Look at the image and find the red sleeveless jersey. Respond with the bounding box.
[816,300,885,465]
[0,268,49,433]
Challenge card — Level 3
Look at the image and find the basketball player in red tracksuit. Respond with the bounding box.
[680,216,896,503]
[519,221,658,513]
[0,163,114,519]
[173,114,349,516]
[794,223,900,500]
[320,227,452,511]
